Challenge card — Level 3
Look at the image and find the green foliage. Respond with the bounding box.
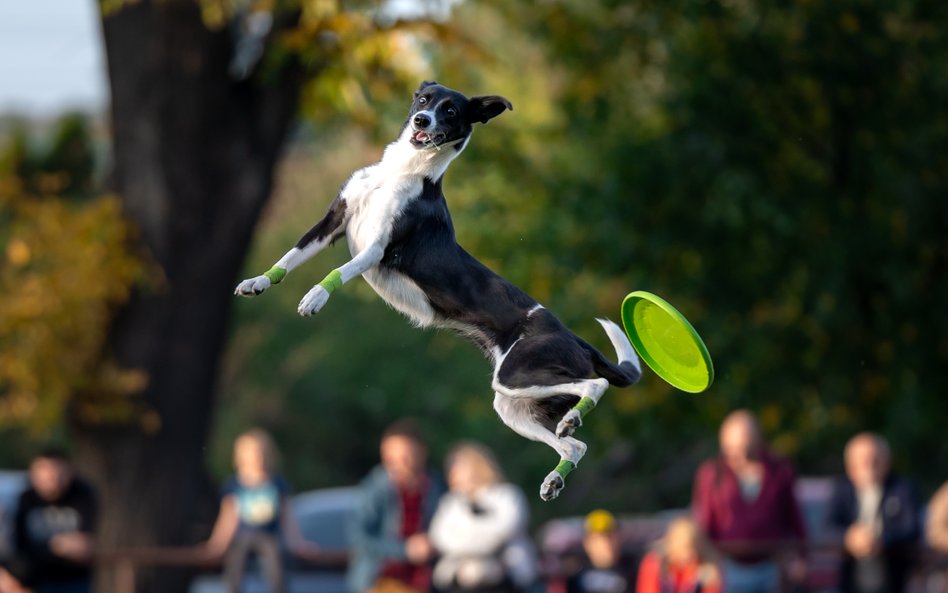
[0,114,96,199]
[1,0,461,469]
[452,0,948,502]
[220,0,948,519]
[5,0,947,522]
[0,117,145,441]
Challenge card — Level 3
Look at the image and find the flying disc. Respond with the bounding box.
[620,291,714,393]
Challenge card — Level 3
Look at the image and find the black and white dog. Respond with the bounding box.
[235,82,642,500]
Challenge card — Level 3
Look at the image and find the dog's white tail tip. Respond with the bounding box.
[595,317,642,373]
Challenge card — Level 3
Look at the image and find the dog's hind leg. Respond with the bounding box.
[493,393,587,501]
[552,377,610,439]
[492,377,610,440]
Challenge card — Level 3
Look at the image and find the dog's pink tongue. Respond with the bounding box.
[414,131,429,142]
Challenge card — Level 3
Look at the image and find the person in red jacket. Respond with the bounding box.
[635,517,721,593]
[691,410,807,593]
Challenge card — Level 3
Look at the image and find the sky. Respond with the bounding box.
[0,0,457,117]
[0,1,108,116]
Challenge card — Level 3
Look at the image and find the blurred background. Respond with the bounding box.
[0,0,946,592]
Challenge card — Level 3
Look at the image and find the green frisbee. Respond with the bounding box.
[620,291,714,393]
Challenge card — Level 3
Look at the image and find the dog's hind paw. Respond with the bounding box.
[539,471,565,501]
[556,410,582,438]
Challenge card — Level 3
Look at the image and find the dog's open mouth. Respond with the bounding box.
[412,130,446,147]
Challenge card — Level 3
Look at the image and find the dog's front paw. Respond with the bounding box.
[556,410,582,438]
[298,285,330,316]
[539,471,565,501]
[235,275,271,296]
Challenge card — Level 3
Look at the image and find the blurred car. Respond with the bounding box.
[0,470,28,562]
[190,485,358,593]
[535,477,840,593]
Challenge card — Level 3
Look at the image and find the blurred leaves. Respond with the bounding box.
[6,0,948,520]
[220,0,948,516]
[0,117,146,435]
[0,115,97,199]
[4,0,463,450]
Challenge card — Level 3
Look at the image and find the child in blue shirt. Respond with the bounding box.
[207,429,319,593]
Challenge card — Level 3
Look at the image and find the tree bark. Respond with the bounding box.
[74,1,301,591]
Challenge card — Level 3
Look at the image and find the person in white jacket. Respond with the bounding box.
[429,442,538,593]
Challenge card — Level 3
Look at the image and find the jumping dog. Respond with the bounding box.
[235,82,642,500]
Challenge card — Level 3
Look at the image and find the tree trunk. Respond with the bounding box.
[74,2,301,591]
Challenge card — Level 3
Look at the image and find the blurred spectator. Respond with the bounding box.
[692,410,806,593]
[565,510,636,593]
[927,480,948,553]
[0,494,15,563]
[348,419,445,593]
[205,428,319,593]
[635,517,722,593]
[826,433,920,593]
[0,447,96,593]
[429,442,537,593]
[927,481,948,593]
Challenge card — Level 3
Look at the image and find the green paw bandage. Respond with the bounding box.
[574,396,596,416]
[318,269,343,294]
[264,265,287,284]
[554,459,576,478]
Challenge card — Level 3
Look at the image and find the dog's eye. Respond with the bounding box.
[418,96,427,105]
[446,107,457,117]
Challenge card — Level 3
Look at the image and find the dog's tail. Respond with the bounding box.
[588,318,642,387]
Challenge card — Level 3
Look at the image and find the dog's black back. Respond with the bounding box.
[380,176,538,354]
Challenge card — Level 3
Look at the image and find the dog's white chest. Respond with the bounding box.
[344,167,420,255]
[341,167,436,326]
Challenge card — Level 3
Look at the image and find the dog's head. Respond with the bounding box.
[407,81,512,150]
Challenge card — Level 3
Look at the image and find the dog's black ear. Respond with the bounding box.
[468,95,513,124]
[414,80,438,98]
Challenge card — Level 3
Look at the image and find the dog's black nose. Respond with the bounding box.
[413,114,431,128]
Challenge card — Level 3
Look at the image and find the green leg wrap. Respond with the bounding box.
[574,396,596,417]
[318,269,343,294]
[554,459,575,478]
[264,265,287,284]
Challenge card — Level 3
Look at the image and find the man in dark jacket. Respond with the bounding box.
[0,447,97,593]
[826,433,920,593]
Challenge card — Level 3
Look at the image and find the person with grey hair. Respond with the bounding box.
[826,432,920,593]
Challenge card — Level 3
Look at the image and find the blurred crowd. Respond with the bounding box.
[1,411,948,593]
